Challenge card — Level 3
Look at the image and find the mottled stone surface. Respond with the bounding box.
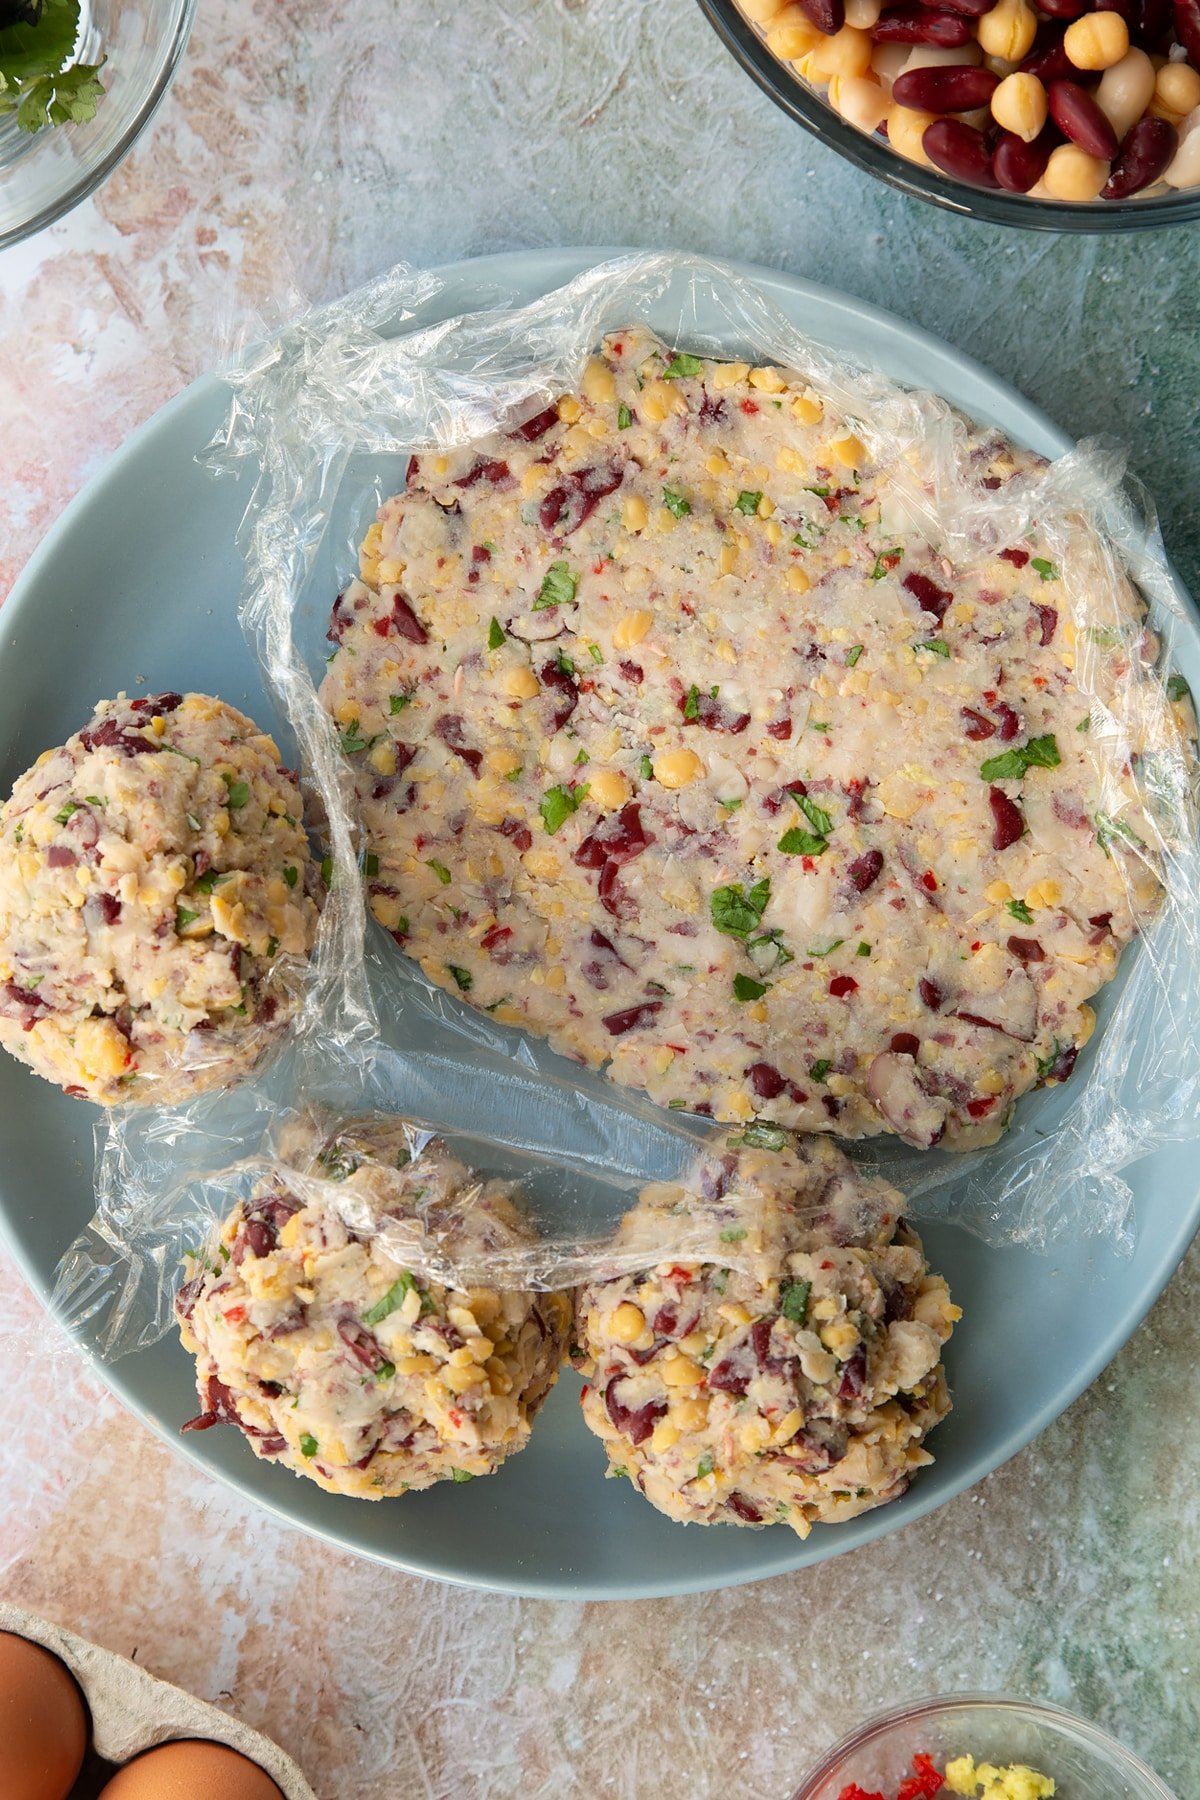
[1,0,1199,1795]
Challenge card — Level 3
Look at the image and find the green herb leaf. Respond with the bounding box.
[662,351,702,380]
[283,865,298,888]
[451,1468,475,1483]
[870,550,902,581]
[1006,898,1034,925]
[779,1279,811,1325]
[808,1058,832,1083]
[338,722,368,754]
[720,1227,747,1244]
[662,488,691,519]
[1077,715,1091,733]
[448,964,472,992]
[426,858,452,885]
[710,878,771,938]
[796,794,832,838]
[574,748,589,766]
[195,869,229,895]
[804,484,831,498]
[85,796,105,807]
[778,827,827,857]
[487,617,506,650]
[1168,674,1191,703]
[534,560,578,610]
[916,639,950,658]
[728,1122,787,1151]
[539,783,588,835]
[683,683,700,721]
[734,490,763,515]
[175,907,199,932]
[856,941,871,957]
[389,692,412,714]
[363,1271,417,1326]
[807,938,844,957]
[299,1433,319,1459]
[696,1454,715,1479]
[321,856,334,887]
[1031,557,1058,582]
[810,721,830,733]
[713,1269,729,1294]
[588,643,603,664]
[1095,811,1144,856]
[377,1361,396,1382]
[617,402,633,430]
[979,733,1061,783]
[53,802,79,824]
[223,776,251,809]
[733,973,768,1002]
[555,651,576,678]
[846,645,863,666]
[640,754,654,780]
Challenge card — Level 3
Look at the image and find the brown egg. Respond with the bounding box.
[0,1630,89,1800]
[98,1738,286,1800]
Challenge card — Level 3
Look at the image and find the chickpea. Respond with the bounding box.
[976,0,1037,65]
[1042,142,1111,199]
[829,71,890,131]
[808,25,875,79]
[1155,61,1200,117]
[887,103,938,165]
[1063,10,1130,72]
[990,70,1048,141]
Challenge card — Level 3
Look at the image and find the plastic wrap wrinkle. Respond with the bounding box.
[51,252,1200,1358]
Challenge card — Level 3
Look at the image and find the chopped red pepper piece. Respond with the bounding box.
[897,1752,945,1799]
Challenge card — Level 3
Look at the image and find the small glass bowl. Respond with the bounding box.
[790,1694,1180,1800]
[0,0,195,248]
[696,0,1200,232]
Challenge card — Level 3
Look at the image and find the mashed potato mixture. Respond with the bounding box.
[321,328,1178,1151]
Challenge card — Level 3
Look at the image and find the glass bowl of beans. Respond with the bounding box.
[698,0,1200,225]
[789,1694,1181,1800]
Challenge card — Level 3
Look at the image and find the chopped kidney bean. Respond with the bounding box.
[919,977,945,1010]
[433,714,483,775]
[605,1377,667,1445]
[602,1000,663,1035]
[509,405,559,443]
[989,786,1026,849]
[1174,0,1200,60]
[1034,603,1058,645]
[373,593,428,644]
[539,659,579,732]
[1007,935,1045,962]
[1048,80,1119,157]
[961,706,997,739]
[846,848,885,891]
[902,570,953,620]
[890,1032,921,1055]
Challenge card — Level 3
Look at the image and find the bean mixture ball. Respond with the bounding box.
[321,329,1186,1152]
[572,1135,958,1536]
[0,692,320,1105]
[177,1118,571,1498]
[742,0,1200,199]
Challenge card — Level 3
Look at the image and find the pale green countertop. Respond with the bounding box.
[0,0,1198,1795]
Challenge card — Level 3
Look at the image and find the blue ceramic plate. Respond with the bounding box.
[2,250,1198,1598]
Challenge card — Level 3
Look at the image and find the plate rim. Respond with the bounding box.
[2,245,1198,1600]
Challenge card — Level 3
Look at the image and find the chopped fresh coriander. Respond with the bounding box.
[747,928,793,973]
[807,938,844,957]
[1095,811,1144,856]
[364,853,379,878]
[1077,715,1091,733]
[451,1468,475,1483]
[683,683,701,721]
[505,767,522,782]
[713,1268,729,1294]
[846,645,863,666]
[12,824,22,844]
[916,639,951,658]
[377,1361,396,1382]
[588,643,603,664]
[0,0,106,138]
[804,484,831,498]
[728,1122,787,1151]
[394,915,410,936]
[283,865,298,888]
[389,692,412,714]
[780,1279,811,1325]
[1168,674,1191,703]
[299,1433,319,1459]
[796,794,832,838]
[610,1465,630,1480]
[363,1270,417,1325]
[696,1454,715,1480]
[1031,557,1058,582]
[810,721,830,732]
[487,617,506,650]
[640,754,654,780]
[321,856,335,886]
[534,560,578,610]
[710,878,771,938]
[735,490,763,515]
[556,650,576,678]
[574,748,589,766]
[539,783,588,835]
[720,1228,747,1244]
[175,907,199,932]
[662,351,702,380]
[448,964,472,992]
[1006,898,1035,925]
[426,858,452,884]
[53,802,79,824]
[778,827,827,856]
[733,972,769,1002]
[1035,1040,1064,1080]
[195,869,229,895]
[267,935,280,959]
[979,733,1061,782]
[339,721,368,753]
[718,797,743,812]
[856,941,871,957]
[662,488,691,519]
[809,1058,832,1083]
[870,550,902,581]
[617,403,633,430]
[85,796,105,807]
[224,777,251,809]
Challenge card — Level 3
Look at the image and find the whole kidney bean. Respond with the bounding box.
[1101,112,1178,191]
[1048,77,1120,154]
[1175,0,1200,62]
[1036,0,1089,18]
[1020,27,1078,82]
[993,124,1057,185]
[1135,0,1172,42]
[923,116,1005,181]
[925,0,996,12]
[798,0,846,33]
[893,63,1001,108]
[871,6,974,42]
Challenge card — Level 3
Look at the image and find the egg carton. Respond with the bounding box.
[0,1603,316,1800]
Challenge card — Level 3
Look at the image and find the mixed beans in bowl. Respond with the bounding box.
[698,0,1200,224]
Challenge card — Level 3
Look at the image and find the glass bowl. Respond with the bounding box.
[696,0,1200,232]
[790,1694,1180,1799]
[0,0,195,248]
